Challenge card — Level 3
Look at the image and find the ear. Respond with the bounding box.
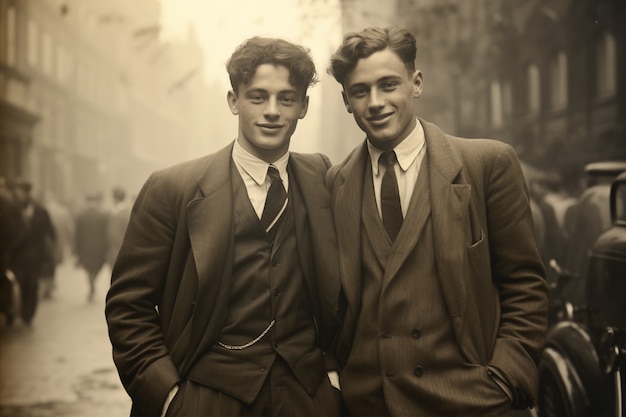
[227,90,239,115]
[298,95,309,119]
[341,91,352,113]
[412,70,423,98]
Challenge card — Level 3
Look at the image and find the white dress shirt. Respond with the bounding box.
[367,119,426,218]
[232,139,289,219]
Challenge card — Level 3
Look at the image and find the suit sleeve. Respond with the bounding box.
[105,171,180,417]
[485,145,549,409]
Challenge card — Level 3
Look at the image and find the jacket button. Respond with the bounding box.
[414,366,424,377]
[412,329,422,339]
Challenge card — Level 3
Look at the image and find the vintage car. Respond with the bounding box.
[538,171,626,417]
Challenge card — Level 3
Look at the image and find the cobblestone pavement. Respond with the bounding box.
[0,262,131,417]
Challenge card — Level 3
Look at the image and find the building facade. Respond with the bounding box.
[1,0,211,205]
[0,0,39,180]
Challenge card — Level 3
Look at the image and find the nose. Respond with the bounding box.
[368,89,384,110]
[264,97,280,118]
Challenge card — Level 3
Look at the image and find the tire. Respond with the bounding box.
[538,347,588,417]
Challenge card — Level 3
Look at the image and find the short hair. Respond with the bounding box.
[328,26,417,85]
[226,37,318,95]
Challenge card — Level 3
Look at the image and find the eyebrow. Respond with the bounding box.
[347,75,402,90]
[244,87,301,95]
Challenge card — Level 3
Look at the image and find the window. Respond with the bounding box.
[27,20,39,66]
[490,80,503,127]
[6,6,17,66]
[596,31,617,97]
[549,51,568,110]
[528,64,540,114]
[42,32,53,75]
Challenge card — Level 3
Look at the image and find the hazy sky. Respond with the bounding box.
[159,0,343,86]
[158,0,347,154]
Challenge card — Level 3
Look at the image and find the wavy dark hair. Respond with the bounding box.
[328,26,417,85]
[226,37,318,96]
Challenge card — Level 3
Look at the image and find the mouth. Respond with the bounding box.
[257,123,284,134]
[257,123,283,129]
[367,112,393,125]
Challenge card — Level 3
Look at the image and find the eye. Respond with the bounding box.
[280,96,297,106]
[350,87,368,98]
[249,95,264,104]
[381,81,399,91]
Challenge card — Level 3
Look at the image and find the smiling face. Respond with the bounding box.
[342,48,422,151]
[228,63,309,162]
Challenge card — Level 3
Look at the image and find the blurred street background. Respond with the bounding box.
[0,0,625,416]
[0,261,131,417]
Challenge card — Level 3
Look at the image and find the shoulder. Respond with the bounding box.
[326,143,366,186]
[290,152,332,173]
[151,154,214,184]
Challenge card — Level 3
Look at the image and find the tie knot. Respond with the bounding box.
[267,165,281,182]
[380,150,397,168]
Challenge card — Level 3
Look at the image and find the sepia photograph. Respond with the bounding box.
[1,0,625,416]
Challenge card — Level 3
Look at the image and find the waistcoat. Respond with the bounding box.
[187,164,322,405]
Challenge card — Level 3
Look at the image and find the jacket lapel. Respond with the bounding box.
[334,144,368,313]
[421,120,471,338]
[185,143,235,369]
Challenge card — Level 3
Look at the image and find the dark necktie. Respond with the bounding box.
[380,150,403,242]
[261,165,288,239]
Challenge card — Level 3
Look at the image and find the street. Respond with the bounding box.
[0,261,538,417]
[0,261,131,417]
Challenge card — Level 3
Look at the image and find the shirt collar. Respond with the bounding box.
[232,139,289,185]
[367,119,425,176]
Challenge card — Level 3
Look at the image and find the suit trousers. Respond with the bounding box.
[165,357,343,417]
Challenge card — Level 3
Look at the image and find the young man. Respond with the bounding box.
[10,178,56,326]
[106,37,342,417]
[326,26,549,416]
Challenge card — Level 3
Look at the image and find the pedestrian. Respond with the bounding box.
[326,26,549,416]
[0,177,23,326]
[106,186,131,267]
[562,161,626,305]
[105,36,342,417]
[10,178,57,327]
[40,191,74,299]
[74,193,108,302]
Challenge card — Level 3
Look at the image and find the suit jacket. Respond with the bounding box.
[326,119,549,410]
[12,200,56,278]
[75,205,109,274]
[105,142,341,417]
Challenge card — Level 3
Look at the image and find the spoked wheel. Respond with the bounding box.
[538,369,572,417]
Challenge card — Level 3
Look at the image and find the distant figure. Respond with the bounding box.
[10,178,56,326]
[41,191,74,299]
[74,193,108,302]
[0,177,23,325]
[529,178,566,282]
[563,161,626,305]
[107,186,131,267]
